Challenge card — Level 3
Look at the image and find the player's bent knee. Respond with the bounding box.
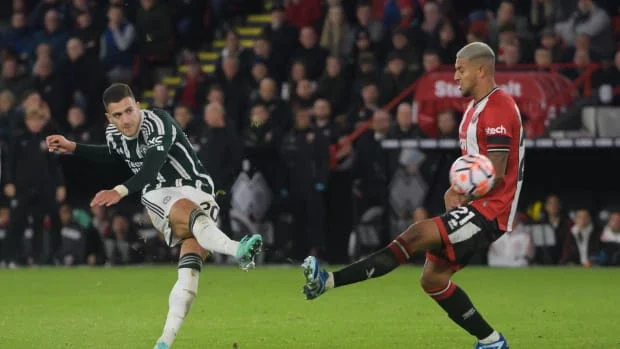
[169,199,201,239]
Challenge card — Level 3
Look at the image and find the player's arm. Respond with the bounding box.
[46,135,120,163]
[91,111,175,206]
[486,151,508,190]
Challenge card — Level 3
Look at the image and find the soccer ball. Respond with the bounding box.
[449,154,496,197]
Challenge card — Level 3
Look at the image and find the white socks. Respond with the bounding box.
[191,214,239,257]
[479,331,500,344]
[157,267,199,346]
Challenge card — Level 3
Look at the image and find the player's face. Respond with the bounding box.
[106,97,141,137]
[454,57,478,97]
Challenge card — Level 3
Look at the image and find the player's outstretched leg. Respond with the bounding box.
[154,239,205,349]
[421,258,509,349]
[188,208,262,270]
[169,199,263,271]
[302,219,442,299]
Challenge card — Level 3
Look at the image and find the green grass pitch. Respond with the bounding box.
[1,266,618,348]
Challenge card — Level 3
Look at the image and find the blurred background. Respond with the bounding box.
[0,0,619,269]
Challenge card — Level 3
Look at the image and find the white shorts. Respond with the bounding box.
[141,186,219,247]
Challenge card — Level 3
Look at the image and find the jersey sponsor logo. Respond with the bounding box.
[485,125,507,136]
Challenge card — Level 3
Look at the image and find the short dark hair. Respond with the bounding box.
[102,83,135,108]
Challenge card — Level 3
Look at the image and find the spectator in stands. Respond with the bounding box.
[254,78,292,132]
[72,11,99,57]
[151,82,174,114]
[391,27,422,74]
[562,47,591,80]
[536,194,572,264]
[294,26,328,80]
[105,213,134,265]
[379,52,414,107]
[599,210,620,266]
[436,109,458,138]
[291,79,315,114]
[487,213,534,267]
[29,0,64,32]
[435,20,461,64]
[284,60,307,102]
[529,0,555,32]
[63,37,105,118]
[534,47,553,70]
[555,0,614,59]
[312,98,340,144]
[596,50,620,106]
[319,5,351,57]
[419,1,443,48]
[316,56,350,116]
[31,55,65,127]
[100,4,135,85]
[248,59,269,100]
[561,208,599,266]
[172,104,197,143]
[172,0,211,51]
[206,84,225,105]
[499,43,521,68]
[216,56,251,133]
[174,59,209,115]
[262,4,298,84]
[198,102,242,236]
[65,105,94,143]
[350,2,383,46]
[4,12,32,61]
[249,36,279,83]
[0,56,31,99]
[242,104,283,195]
[3,107,65,266]
[539,28,563,63]
[347,82,379,131]
[135,0,174,89]
[285,0,322,30]
[351,52,379,101]
[422,49,442,74]
[280,107,329,259]
[388,102,426,139]
[488,1,530,51]
[0,90,19,143]
[349,28,378,71]
[31,9,69,62]
[218,30,252,74]
[561,33,600,62]
[55,203,86,266]
[89,205,109,261]
[32,42,53,69]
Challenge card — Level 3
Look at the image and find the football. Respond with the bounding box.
[449,154,496,197]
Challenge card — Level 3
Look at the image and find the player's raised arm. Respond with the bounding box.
[46,134,120,163]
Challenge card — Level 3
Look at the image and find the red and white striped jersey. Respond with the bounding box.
[458,88,525,232]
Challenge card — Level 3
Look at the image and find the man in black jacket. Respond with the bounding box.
[280,108,329,259]
[198,103,243,235]
[3,107,65,265]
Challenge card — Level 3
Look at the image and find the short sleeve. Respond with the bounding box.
[480,100,516,153]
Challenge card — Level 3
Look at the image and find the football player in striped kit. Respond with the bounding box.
[46,83,263,349]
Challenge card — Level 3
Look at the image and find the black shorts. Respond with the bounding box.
[426,204,504,271]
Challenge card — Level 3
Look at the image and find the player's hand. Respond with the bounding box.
[46,135,76,154]
[56,186,66,202]
[444,187,468,211]
[90,190,122,207]
[3,184,16,198]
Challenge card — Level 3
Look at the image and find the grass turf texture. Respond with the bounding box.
[0,266,617,348]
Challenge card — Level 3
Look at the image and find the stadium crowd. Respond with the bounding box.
[0,0,619,268]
